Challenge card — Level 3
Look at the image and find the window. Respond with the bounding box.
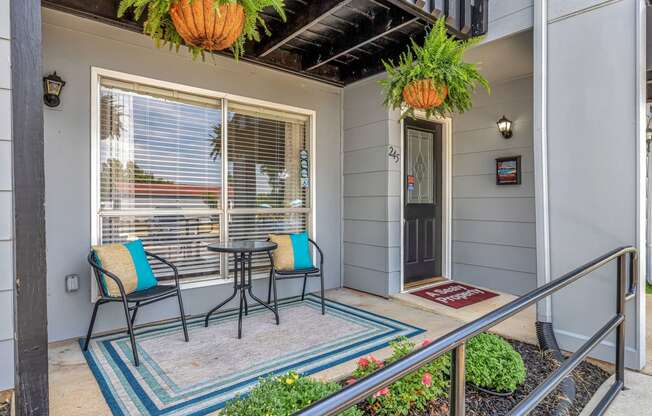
[93,71,313,283]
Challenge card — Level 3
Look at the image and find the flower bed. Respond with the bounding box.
[223,335,609,416]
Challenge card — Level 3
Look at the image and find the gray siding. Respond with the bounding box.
[0,0,13,390]
[545,0,642,368]
[342,77,401,296]
[451,76,536,295]
[42,9,342,342]
[484,0,534,43]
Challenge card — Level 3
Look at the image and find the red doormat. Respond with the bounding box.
[411,282,499,309]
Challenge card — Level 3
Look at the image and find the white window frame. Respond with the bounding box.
[90,67,317,296]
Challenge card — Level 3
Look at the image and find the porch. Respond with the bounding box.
[2,0,650,415]
[48,287,536,416]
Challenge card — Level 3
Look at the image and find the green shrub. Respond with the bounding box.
[222,372,362,416]
[350,338,449,416]
[465,333,526,393]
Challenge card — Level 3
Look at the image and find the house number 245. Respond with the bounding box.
[388,146,400,163]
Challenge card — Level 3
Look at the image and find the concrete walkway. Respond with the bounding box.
[605,371,652,415]
[49,286,536,415]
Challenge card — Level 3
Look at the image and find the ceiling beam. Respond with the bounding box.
[42,0,344,85]
[255,0,353,57]
[303,11,420,72]
[341,28,427,83]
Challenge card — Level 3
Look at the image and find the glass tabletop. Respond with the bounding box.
[207,240,278,253]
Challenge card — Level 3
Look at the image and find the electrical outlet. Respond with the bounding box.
[65,274,79,292]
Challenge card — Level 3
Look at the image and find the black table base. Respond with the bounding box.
[204,251,279,339]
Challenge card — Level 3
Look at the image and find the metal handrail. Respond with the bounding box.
[296,246,638,416]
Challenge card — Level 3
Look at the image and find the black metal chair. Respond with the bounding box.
[84,250,189,366]
[266,237,325,316]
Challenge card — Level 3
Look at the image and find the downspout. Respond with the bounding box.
[534,0,552,324]
[340,88,345,289]
[534,3,576,414]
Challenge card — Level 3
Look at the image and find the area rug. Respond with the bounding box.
[81,294,424,416]
[411,282,499,309]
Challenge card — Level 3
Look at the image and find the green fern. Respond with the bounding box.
[118,0,286,59]
[379,18,490,119]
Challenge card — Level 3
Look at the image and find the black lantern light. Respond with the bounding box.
[43,72,66,108]
[496,115,513,139]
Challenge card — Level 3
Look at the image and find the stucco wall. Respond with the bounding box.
[451,76,536,295]
[0,0,14,391]
[42,9,342,342]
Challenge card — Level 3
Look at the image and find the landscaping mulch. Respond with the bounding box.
[353,339,610,416]
[428,340,610,416]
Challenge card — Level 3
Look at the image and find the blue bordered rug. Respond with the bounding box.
[81,294,424,416]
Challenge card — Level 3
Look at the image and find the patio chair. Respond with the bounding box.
[84,244,189,366]
[266,233,325,316]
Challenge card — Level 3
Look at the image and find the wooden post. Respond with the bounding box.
[10,0,49,414]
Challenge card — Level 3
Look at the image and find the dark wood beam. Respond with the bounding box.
[303,10,420,72]
[341,28,427,83]
[255,0,353,57]
[42,0,142,32]
[42,0,344,85]
[11,0,49,415]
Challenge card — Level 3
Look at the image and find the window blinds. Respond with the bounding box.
[98,78,222,280]
[96,75,312,282]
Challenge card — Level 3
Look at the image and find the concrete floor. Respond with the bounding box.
[644,293,652,375]
[48,286,537,415]
[592,293,652,415]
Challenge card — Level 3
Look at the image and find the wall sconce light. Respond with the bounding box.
[496,115,513,139]
[43,72,66,108]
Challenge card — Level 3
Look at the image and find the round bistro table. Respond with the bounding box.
[204,240,279,339]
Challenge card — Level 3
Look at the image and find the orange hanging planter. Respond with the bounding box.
[402,79,448,110]
[169,1,245,51]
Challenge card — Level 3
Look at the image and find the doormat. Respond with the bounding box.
[411,282,499,309]
[81,294,424,415]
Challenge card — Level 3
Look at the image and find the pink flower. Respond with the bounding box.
[421,339,432,347]
[370,355,383,367]
[373,387,390,398]
[357,357,370,368]
[422,372,433,387]
[346,378,357,385]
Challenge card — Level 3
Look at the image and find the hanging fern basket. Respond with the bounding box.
[169,0,245,51]
[401,79,449,110]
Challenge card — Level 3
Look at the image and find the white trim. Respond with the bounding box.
[533,0,552,323]
[89,67,317,299]
[634,0,647,370]
[90,67,316,117]
[399,115,453,293]
[90,67,101,301]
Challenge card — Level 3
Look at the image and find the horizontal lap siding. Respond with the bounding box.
[343,79,400,296]
[42,8,342,341]
[0,0,13,389]
[451,76,536,295]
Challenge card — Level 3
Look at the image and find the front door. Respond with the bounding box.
[403,119,442,285]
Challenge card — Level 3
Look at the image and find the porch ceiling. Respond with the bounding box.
[41,0,488,86]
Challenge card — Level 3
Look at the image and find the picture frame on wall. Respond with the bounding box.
[495,156,521,185]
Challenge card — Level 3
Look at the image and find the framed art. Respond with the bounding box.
[496,156,521,185]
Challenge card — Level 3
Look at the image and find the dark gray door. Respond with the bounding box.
[403,119,442,284]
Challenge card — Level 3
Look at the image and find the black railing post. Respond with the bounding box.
[616,254,626,386]
[450,343,466,416]
[295,246,637,416]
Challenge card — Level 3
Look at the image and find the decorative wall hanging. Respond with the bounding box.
[496,156,521,185]
[299,149,309,189]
